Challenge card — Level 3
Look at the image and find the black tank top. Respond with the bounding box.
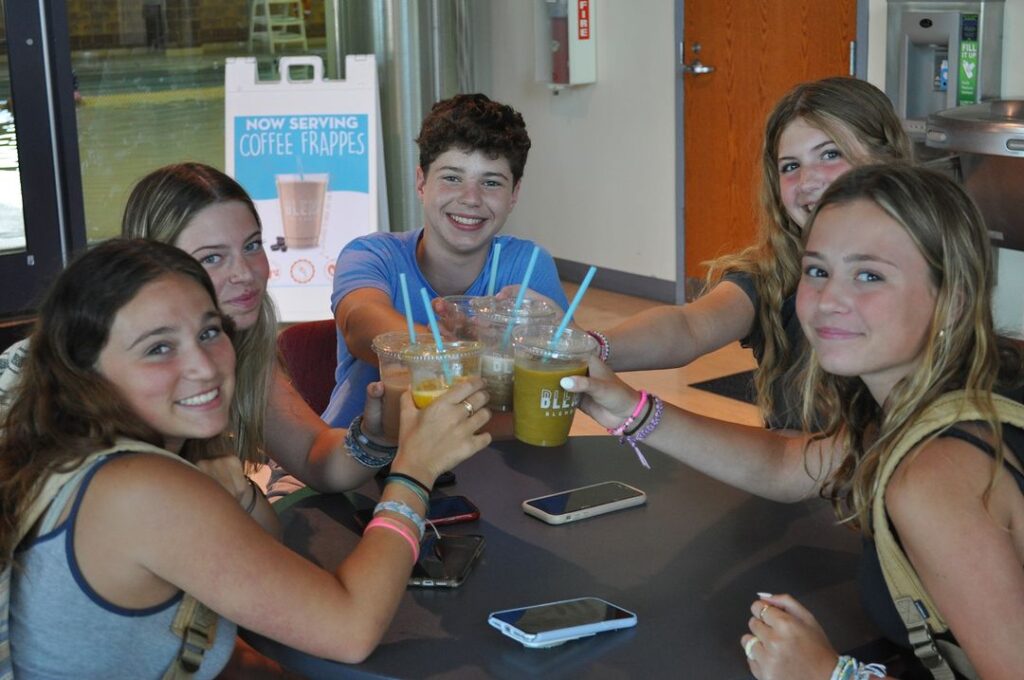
[859,423,1024,674]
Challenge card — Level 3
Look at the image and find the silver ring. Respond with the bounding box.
[758,604,769,622]
[744,636,760,660]
[460,400,474,416]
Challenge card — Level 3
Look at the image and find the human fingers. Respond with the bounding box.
[740,633,765,673]
[361,381,388,440]
[756,593,818,627]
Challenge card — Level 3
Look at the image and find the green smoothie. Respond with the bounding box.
[512,359,588,446]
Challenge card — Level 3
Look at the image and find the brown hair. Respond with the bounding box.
[708,77,913,422]
[416,93,531,184]
[0,239,233,569]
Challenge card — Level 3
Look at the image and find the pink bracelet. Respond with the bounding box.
[365,517,420,562]
[608,390,648,436]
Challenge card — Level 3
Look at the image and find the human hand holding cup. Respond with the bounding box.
[392,377,492,485]
[511,325,597,447]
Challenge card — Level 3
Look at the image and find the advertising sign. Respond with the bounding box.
[225,55,387,321]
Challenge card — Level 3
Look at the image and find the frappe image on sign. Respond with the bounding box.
[276,173,328,248]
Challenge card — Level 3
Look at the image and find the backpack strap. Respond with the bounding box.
[872,391,1024,680]
[1,438,219,680]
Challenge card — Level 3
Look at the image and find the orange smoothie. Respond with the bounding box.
[411,378,450,408]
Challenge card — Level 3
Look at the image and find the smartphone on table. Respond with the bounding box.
[409,533,485,588]
[488,596,637,648]
[522,481,646,525]
[354,494,480,530]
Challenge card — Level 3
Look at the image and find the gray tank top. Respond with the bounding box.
[10,452,236,679]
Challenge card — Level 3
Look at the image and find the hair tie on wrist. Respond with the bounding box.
[586,330,611,362]
[243,477,260,514]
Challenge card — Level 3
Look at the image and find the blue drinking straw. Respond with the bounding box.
[500,246,540,349]
[549,265,598,349]
[486,242,502,296]
[399,273,417,343]
[419,287,453,383]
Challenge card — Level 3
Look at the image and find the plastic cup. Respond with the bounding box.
[512,325,597,447]
[400,341,483,408]
[471,297,559,412]
[371,331,413,440]
[439,295,484,341]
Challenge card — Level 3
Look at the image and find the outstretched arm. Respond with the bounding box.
[86,380,493,664]
[264,365,389,493]
[562,355,841,502]
[601,281,757,371]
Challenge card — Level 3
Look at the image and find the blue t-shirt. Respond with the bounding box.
[321,229,569,428]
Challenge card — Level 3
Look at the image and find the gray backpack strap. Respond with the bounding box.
[873,391,1024,680]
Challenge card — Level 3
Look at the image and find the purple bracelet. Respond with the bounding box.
[618,395,663,469]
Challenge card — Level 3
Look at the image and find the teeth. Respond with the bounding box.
[450,214,484,226]
[177,389,219,406]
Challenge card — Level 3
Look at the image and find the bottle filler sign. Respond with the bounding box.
[958,14,979,106]
[225,55,387,321]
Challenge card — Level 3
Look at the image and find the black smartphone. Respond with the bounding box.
[354,495,480,530]
[410,534,485,588]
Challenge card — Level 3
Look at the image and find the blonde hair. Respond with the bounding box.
[707,77,913,422]
[800,163,1023,533]
[122,163,276,467]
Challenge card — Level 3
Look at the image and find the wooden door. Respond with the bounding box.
[683,0,857,280]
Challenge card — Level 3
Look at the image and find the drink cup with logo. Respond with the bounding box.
[512,325,596,447]
[276,173,328,248]
[371,331,413,440]
[400,341,483,408]
[472,297,559,412]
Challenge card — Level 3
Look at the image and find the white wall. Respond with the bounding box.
[869,0,1024,335]
[480,1,679,283]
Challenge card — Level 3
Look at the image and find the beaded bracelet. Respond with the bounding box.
[830,655,887,680]
[344,416,398,468]
[618,395,664,469]
[608,390,649,436]
[385,475,430,506]
[587,330,611,362]
[374,500,426,539]
[365,517,420,562]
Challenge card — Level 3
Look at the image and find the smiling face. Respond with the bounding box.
[416,148,521,261]
[796,199,938,404]
[95,273,236,454]
[174,201,269,330]
[777,118,861,229]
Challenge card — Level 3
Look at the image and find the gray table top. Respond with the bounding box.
[242,435,883,679]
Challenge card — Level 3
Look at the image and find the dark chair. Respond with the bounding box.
[276,319,338,416]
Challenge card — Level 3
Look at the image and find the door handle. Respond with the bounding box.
[681,42,714,76]
[682,59,715,75]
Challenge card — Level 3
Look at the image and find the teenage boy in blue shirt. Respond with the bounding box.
[321,93,568,433]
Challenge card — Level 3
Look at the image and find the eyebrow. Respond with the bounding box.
[803,250,899,268]
[778,140,837,160]
[125,310,221,350]
[436,165,511,181]
[188,230,262,255]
